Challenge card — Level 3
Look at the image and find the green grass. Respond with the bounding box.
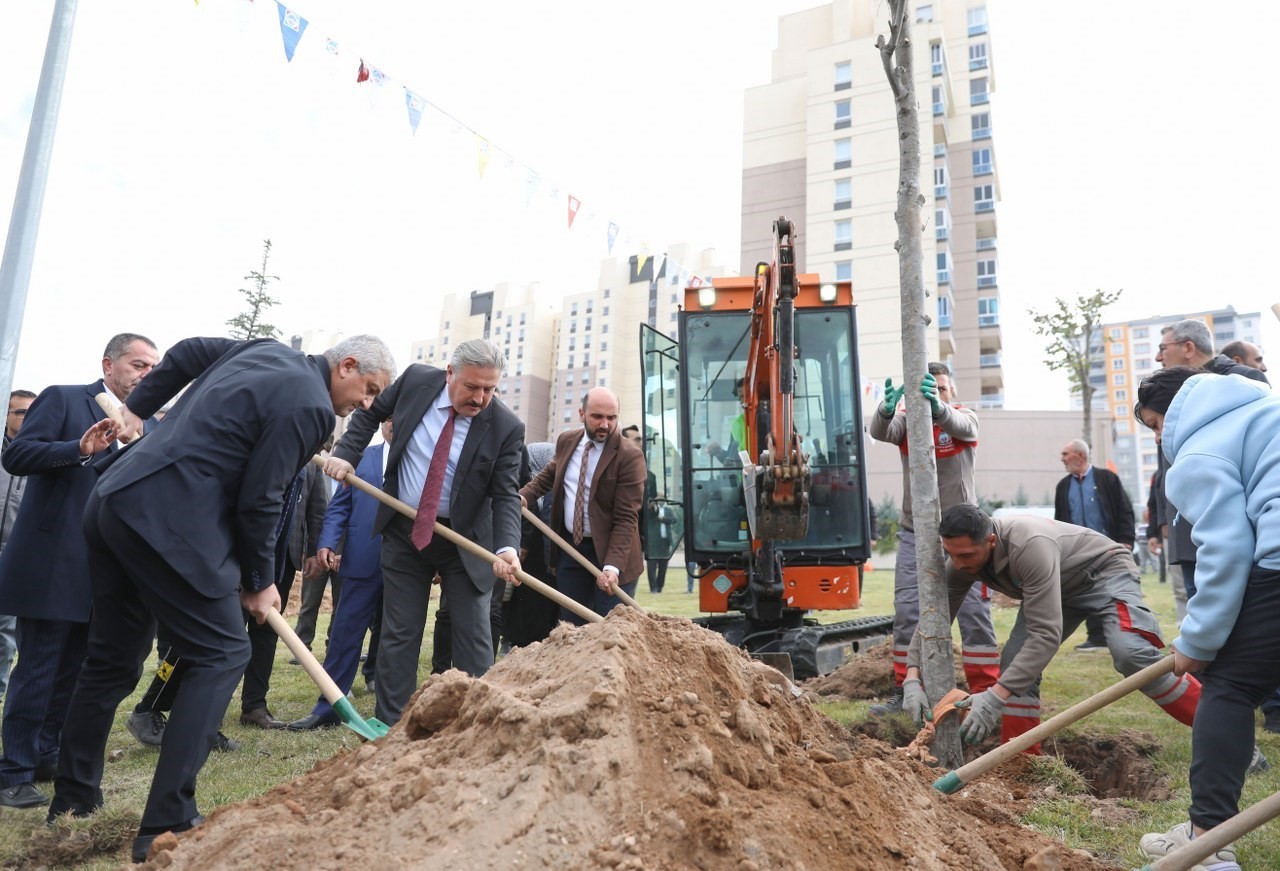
[2,566,1277,868]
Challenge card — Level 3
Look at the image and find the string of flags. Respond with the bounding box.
[198,0,715,290]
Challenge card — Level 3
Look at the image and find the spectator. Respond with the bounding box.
[867,363,999,715]
[502,443,560,648]
[1135,365,1280,867]
[0,390,36,703]
[294,435,341,654]
[0,334,158,809]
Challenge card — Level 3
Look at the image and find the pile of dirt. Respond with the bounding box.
[142,609,1121,870]
[802,642,969,702]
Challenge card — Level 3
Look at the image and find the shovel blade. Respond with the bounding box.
[333,696,389,741]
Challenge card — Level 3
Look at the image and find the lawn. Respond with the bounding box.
[1,562,1276,869]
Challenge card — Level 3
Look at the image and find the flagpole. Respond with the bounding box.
[0,0,79,401]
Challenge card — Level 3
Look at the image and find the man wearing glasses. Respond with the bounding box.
[0,390,37,704]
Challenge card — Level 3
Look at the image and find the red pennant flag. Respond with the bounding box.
[356,60,370,83]
[567,195,581,229]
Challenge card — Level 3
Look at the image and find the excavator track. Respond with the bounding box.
[694,613,894,681]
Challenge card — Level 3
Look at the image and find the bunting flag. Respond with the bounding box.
[636,245,650,276]
[325,38,339,55]
[566,195,581,229]
[370,66,386,86]
[652,253,666,280]
[275,3,308,62]
[607,222,620,253]
[404,89,425,134]
[525,170,539,206]
[476,138,490,177]
[689,275,703,288]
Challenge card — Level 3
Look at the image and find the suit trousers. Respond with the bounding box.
[52,490,251,828]
[555,537,638,626]
[0,616,88,786]
[240,560,297,713]
[308,571,381,722]
[295,570,342,649]
[376,516,493,726]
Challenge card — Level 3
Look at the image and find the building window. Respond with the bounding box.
[932,85,944,116]
[1111,358,1125,370]
[969,42,988,71]
[977,296,998,326]
[602,306,609,316]
[938,294,953,328]
[974,184,994,212]
[1134,342,1150,355]
[834,61,851,90]
[834,178,851,210]
[834,100,851,129]
[1114,389,1128,402]
[930,42,942,75]
[1109,327,1122,339]
[976,258,997,287]
[971,112,991,140]
[1133,327,1149,339]
[934,166,949,198]
[835,261,852,281]
[970,77,989,105]
[972,147,992,176]
[600,341,608,352]
[935,207,948,241]
[1110,342,1125,354]
[967,5,988,36]
[937,251,952,284]
[918,5,934,23]
[833,220,852,251]
[834,138,851,169]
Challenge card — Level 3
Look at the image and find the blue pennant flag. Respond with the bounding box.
[276,2,308,62]
[607,222,620,254]
[405,89,425,135]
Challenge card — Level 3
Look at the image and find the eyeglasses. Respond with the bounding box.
[7,408,26,416]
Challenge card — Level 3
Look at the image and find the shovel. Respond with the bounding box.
[521,507,645,612]
[310,456,602,625]
[933,655,1175,794]
[94,392,141,442]
[1135,788,1280,870]
[263,608,388,741]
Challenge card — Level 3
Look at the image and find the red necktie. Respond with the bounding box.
[572,441,594,545]
[411,407,457,549]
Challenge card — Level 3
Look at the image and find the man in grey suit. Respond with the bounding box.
[324,338,524,726]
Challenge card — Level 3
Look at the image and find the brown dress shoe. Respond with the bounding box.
[239,708,287,730]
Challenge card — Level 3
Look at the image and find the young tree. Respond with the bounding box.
[1028,288,1123,446]
[227,239,282,340]
[877,1,962,768]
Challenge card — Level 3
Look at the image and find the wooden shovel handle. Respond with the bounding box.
[310,455,602,624]
[93,392,140,442]
[265,608,345,705]
[521,506,644,612]
[1145,787,1280,870]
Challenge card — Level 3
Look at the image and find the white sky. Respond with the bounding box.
[2,0,1278,407]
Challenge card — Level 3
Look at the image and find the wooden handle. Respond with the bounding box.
[265,608,345,704]
[521,506,644,613]
[93,392,140,443]
[1146,787,1280,870]
[309,456,602,624]
[937,656,1175,792]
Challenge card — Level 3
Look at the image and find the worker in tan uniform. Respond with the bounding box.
[867,363,998,715]
[902,504,1199,750]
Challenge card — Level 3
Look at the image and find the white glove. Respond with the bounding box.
[902,678,931,727]
[955,689,1007,745]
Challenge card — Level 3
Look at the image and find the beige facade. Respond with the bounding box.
[742,0,1004,408]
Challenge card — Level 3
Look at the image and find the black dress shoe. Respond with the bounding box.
[46,798,99,826]
[211,731,240,752]
[132,815,204,863]
[287,711,340,731]
[0,782,49,809]
[238,708,287,730]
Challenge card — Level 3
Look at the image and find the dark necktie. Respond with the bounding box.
[572,441,594,545]
[411,407,457,549]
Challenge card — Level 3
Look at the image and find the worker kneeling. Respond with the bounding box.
[902,504,1198,752]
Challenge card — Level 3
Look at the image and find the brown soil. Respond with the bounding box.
[140,609,1123,870]
[801,642,968,702]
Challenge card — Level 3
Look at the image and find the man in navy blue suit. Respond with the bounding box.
[46,335,393,862]
[288,417,393,730]
[0,333,159,809]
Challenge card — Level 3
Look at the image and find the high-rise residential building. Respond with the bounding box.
[1078,306,1263,506]
[741,0,1003,407]
[409,243,728,443]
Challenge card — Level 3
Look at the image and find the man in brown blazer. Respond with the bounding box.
[520,387,645,624]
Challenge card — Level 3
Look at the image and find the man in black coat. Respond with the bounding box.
[47,335,393,862]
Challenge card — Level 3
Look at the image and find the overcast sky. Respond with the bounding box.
[2,0,1277,407]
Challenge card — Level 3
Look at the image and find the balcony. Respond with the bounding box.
[976,236,997,251]
[970,92,989,106]
[979,353,1002,367]
[975,198,994,213]
[936,226,948,241]
[978,313,999,327]
[977,275,998,288]
[935,184,948,199]
[937,270,951,285]
[977,394,1003,409]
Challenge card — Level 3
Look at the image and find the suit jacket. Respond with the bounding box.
[520,427,646,584]
[333,364,524,593]
[1053,466,1135,547]
[0,434,25,552]
[318,442,385,579]
[0,380,123,621]
[97,338,334,596]
[287,463,329,567]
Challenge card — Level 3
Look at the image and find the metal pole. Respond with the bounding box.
[0,0,79,399]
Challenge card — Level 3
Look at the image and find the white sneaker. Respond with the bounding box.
[1248,744,1269,775]
[1139,821,1239,871]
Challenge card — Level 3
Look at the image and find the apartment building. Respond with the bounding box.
[1078,306,1263,506]
[742,0,1004,407]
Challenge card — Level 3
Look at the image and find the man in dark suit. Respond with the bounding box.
[288,418,393,730]
[323,338,523,727]
[0,333,159,809]
[520,387,645,624]
[46,334,393,861]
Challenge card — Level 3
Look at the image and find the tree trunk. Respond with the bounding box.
[882,2,962,769]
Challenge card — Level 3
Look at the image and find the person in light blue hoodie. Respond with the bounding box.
[1133,365,1280,871]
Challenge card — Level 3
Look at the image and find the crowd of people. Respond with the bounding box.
[0,317,1275,867]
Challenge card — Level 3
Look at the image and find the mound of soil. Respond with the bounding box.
[802,642,968,702]
[142,609,1121,870]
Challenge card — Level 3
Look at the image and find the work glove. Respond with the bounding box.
[880,378,906,417]
[920,372,943,417]
[902,678,931,728]
[954,689,1007,746]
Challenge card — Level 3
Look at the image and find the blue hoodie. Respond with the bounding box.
[1163,372,1279,662]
